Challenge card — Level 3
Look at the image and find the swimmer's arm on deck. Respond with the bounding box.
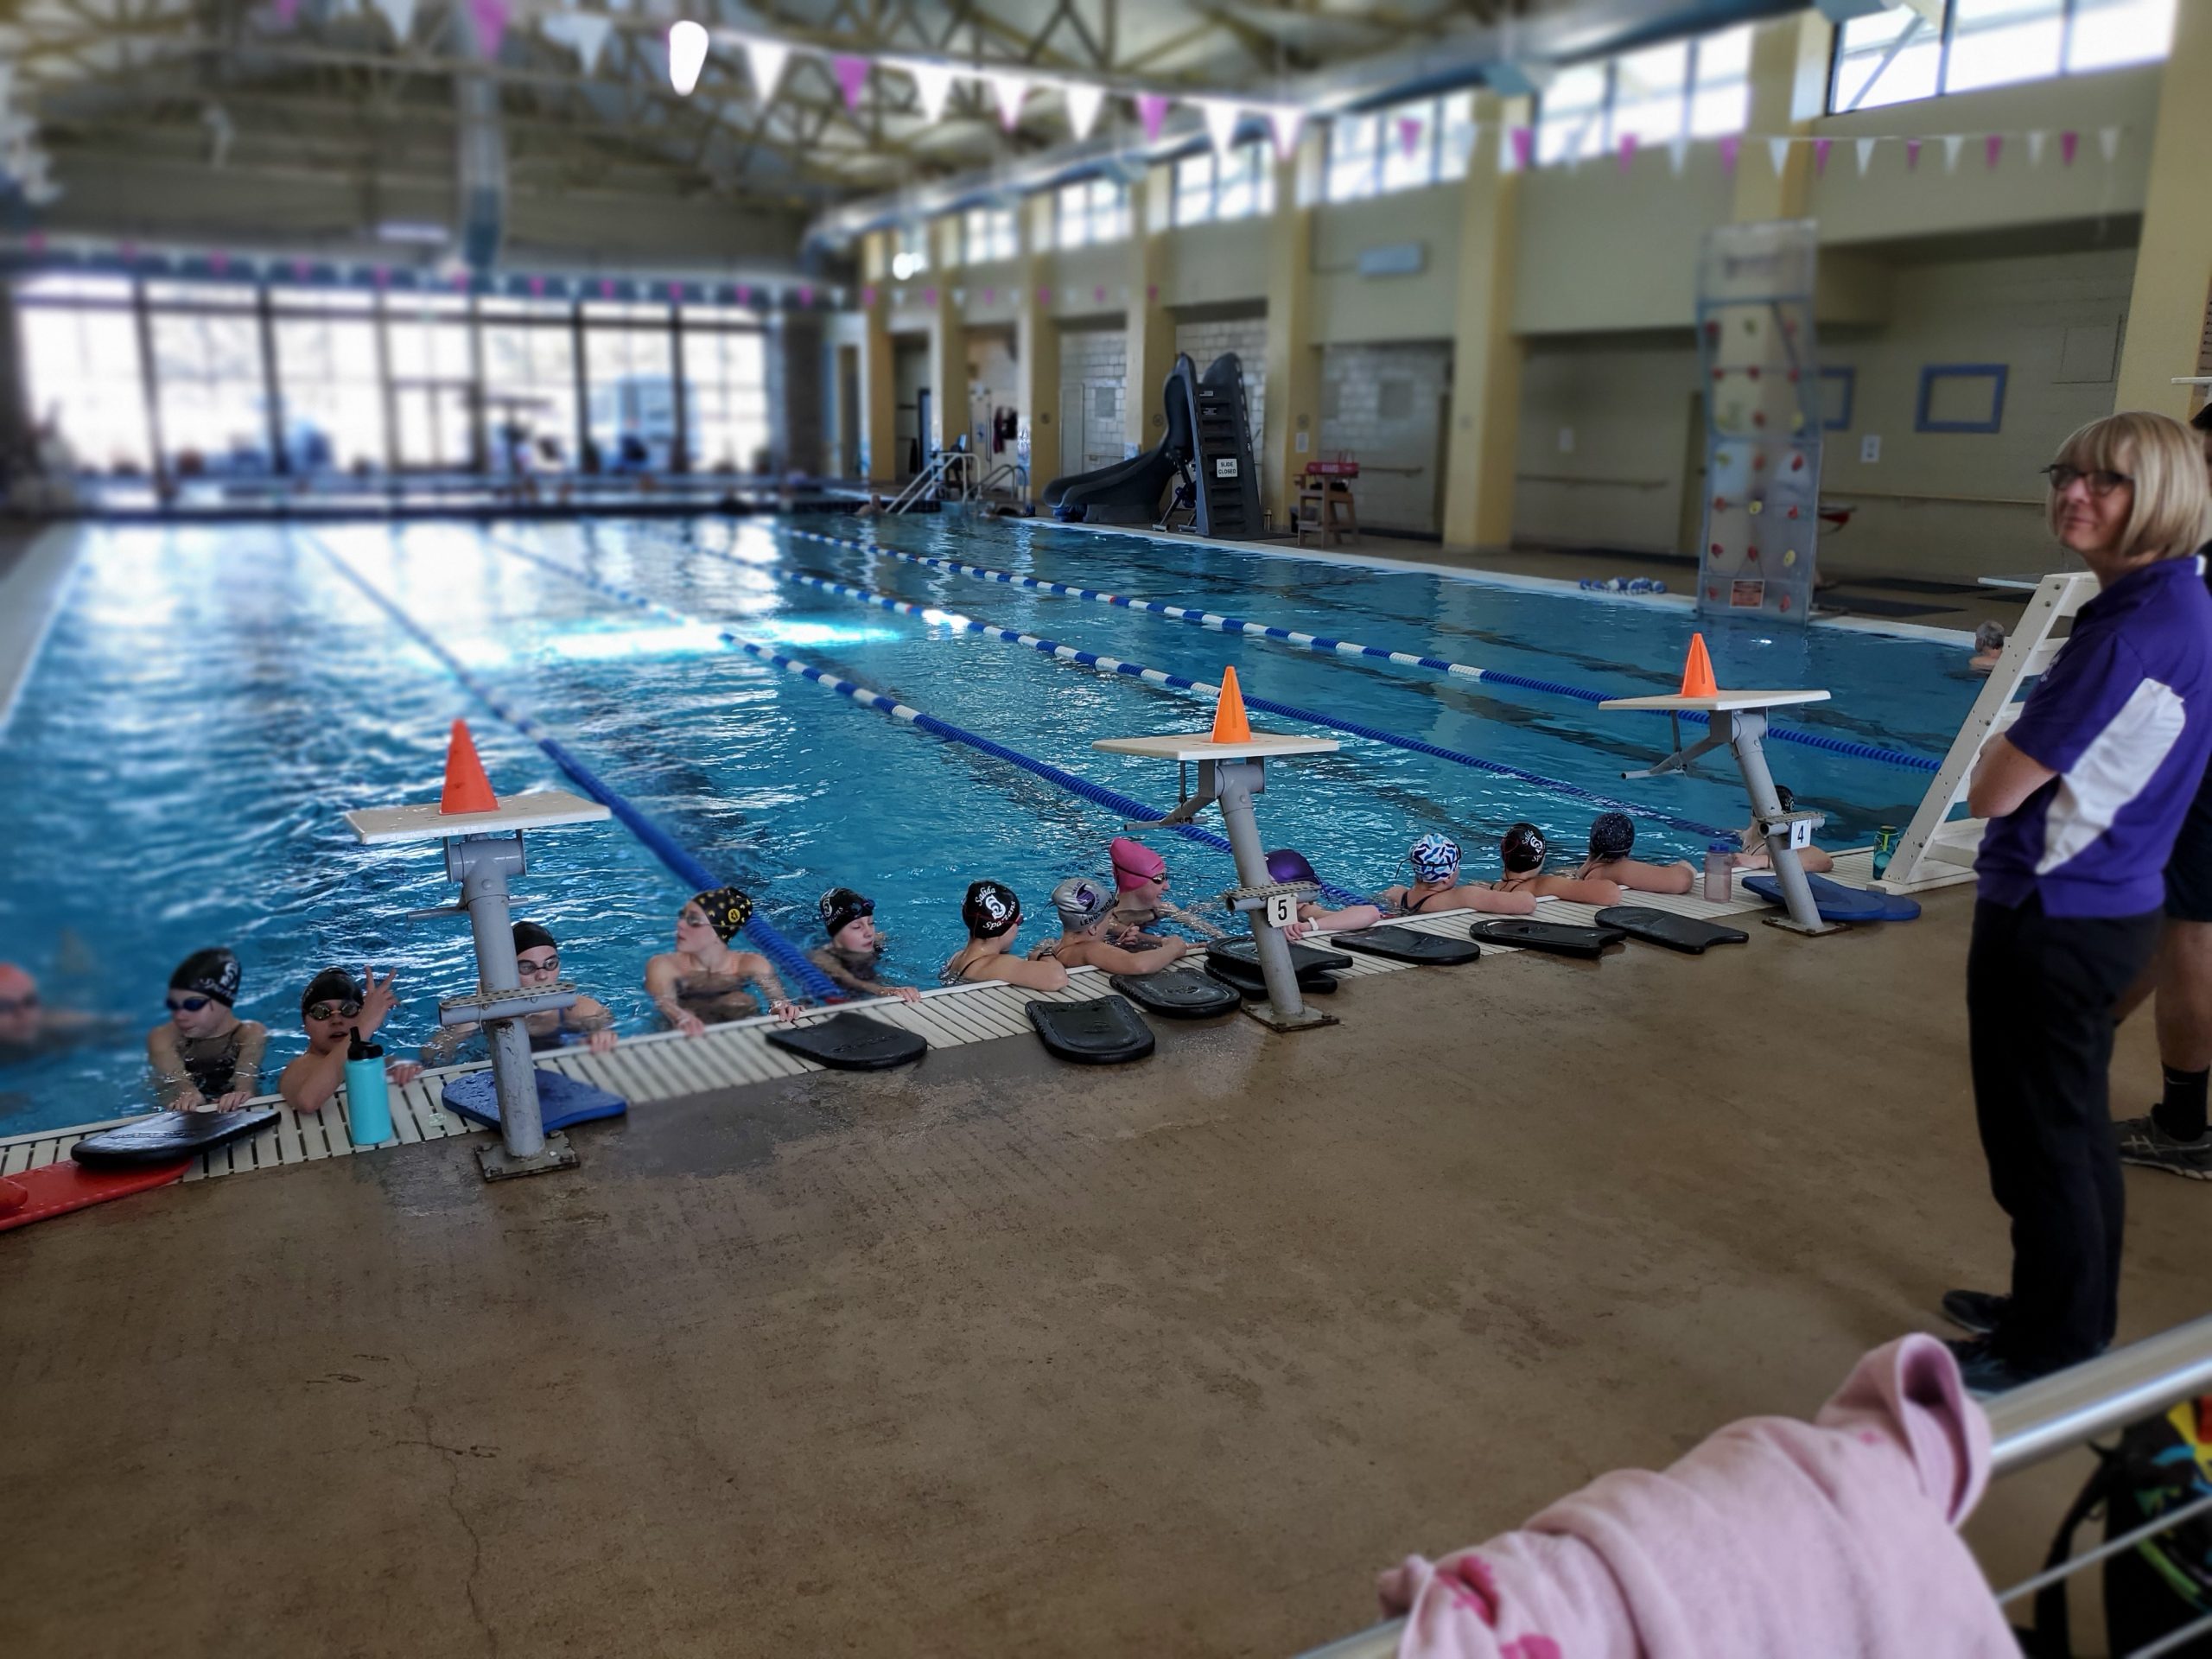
[1079,937,1190,976]
[809,951,921,1004]
[976,955,1070,992]
[1465,885,1539,915]
[737,951,800,1022]
[145,1025,202,1109]
[279,1046,348,1115]
[644,952,707,1037]
[420,1020,479,1068]
[1162,899,1227,939]
[566,995,621,1054]
[220,1022,270,1108]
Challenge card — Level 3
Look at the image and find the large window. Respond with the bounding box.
[1536,25,1751,164]
[16,276,151,474]
[274,294,385,472]
[385,295,476,469]
[683,319,769,473]
[583,302,676,472]
[963,205,1019,263]
[1173,142,1277,226]
[480,298,577,474]
[1055,178,1129,249]
[148,289,268,476]
[1831,0,2174,111]
[1325,93,1479,200]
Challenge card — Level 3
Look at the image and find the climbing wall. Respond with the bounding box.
[1694,219,1822,624]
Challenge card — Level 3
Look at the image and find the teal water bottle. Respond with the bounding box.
[1872,824,1899,880]
[344,1028,393,1147]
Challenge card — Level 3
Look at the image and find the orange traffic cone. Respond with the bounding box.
[439,718,499,815]
[1211,666,1253,744]
[1678,633,1719,699]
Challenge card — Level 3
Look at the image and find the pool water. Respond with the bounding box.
[0,517,1979,1134]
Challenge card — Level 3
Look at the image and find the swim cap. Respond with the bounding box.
[818,887,874,941]
[512,921,557,956]
[1586,812,1636,861]
[1501,823,1548,874]
[1109,836,1167,893]
[1266,848,1319,886]
[1051,876,1114,932]
[963,880,1021,939]
[169,947,241,1007]
[689,886,753,942]
[1408,832,1461,885]
[301,967,361,1017]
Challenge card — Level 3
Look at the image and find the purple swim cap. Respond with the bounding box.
[1266,848,1319,886]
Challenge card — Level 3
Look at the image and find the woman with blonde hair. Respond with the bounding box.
[1942,411,2212,1393]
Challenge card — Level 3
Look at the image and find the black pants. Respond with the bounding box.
[1967,897,2162,1367]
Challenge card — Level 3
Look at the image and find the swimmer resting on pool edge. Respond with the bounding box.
[1573,811,1695,896]
[1263,849,1384,939]
[807,887,923,1003]
[942,880,1069,991]
[279,967,425,1114]
[1031,877,1193,974]
[645,887,802,1034]
[1488,823,1626,906]
[1377,833,1537,918]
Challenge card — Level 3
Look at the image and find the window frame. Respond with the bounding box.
[1531,25,1753,167]
[1827,0,2171,113]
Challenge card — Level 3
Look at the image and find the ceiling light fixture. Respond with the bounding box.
[668,21,709,95]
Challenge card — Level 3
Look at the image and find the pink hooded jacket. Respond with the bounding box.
[1377,1335,2015,1659]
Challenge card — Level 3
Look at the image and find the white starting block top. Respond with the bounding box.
[1092,732,1341,763]
[1598,689,1831,713]
[343,788,612,846]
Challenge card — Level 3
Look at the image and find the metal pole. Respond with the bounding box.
[1728,710,1831,935]
[448,833,545,1159]
[1212,759,1308,1024]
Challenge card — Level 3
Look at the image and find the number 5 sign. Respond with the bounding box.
[1263,892,1297,930]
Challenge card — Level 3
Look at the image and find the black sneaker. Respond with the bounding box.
[2115,1115,2212,1179]
[1940,1287,2007,1338]
[1943,1337,2058,1396]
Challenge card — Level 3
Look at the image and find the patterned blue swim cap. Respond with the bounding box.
[1408,833,1461,884]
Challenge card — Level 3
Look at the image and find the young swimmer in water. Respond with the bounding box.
[645,887,801,1033]
[146,947,270,1110]
[1030,877,1194,974]
[1573,811,1694,896]
[942,880,1070,991]
[1376,833,1538,918]
[421,921,620,1065]
[1105,836,1225,943]
[1969,621,2006,675]
[278,967,425,1114]
[1488,823,1627,905]
[807,887,923,1003]
[1263,849,1385,939]
[0,962,111,1057]
[1731,784,1834,874]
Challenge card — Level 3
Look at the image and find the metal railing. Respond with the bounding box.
[1296,1315,2212,1659]
[880,449,990,513]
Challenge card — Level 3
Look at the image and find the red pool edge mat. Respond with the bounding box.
[0,1159,192,1234]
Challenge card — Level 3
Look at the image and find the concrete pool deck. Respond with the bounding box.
[3,882,2202,1656]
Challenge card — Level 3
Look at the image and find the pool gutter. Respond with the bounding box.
[0,524,85,734]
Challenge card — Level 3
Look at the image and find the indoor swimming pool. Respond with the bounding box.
[0,515,1980,1133]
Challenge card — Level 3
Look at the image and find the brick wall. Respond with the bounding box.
[1059,322,1127,472]
[1318,340,1452,536]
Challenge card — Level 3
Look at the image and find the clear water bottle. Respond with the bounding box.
[1704,842,1736,902]
[1872,825,1899,880]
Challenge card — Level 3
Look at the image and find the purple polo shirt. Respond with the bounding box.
[1977,555,2212,917]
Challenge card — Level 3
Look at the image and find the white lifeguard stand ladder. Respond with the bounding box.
[1871,570,2099,893]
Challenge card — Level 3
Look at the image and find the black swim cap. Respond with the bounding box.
[963,879,1021,939]
[301,967,361,1017]
[818,887,874,940]
[1587,812,1635,861]
[1774,784,1796,812]
[169,947,241,1007]
[1500,822,1548,874]
[689,886,753,943]
[512,921,557,956]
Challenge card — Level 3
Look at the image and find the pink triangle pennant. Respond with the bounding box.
[2060,129,2078,166]
[1905,137,1923,170]
[1717,135,1740,175]
[1510,126,1533,173]
[1814,137,1832,175]
[528,274,545,296]
[1986,133,2004,169]
[1398,117,1423,161]
[832,55,869,112]
[1616,131,1637,174]
[860,285,876,307]
[734,283,752,305]
[797,284,814,306]
[467,0,508,60]
[1137,94,1169,145]
[272,0,301,24]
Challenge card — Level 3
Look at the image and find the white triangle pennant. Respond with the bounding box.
[1202,99,1243,155]
[1942,133,1964,172]
[2098,125,2121,163]
[1667,134,1689,176]
[984,70,1028,131]
[1268,105,1304,162]
[1767,136,1790,176]
[1062,82,1104,141]
[907,62,956,124]
[745,40,791,102]
[2026,129,2047,167]
[549,12,613,75]
[369,0,416,41]
[1855,137,1876,176]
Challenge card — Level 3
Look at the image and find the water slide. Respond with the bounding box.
[1044,352,1261,537]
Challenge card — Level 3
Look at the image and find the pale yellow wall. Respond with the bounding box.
[1515,334,1705,555]
[1160,217,1269,312]
[1512,151,1737,334]
[1311,188,1463,343]
[2115,4,2212,417]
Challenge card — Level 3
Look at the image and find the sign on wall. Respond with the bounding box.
[1694,219,1823,624]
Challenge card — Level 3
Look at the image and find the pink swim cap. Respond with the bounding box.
[1109,836,1166,892]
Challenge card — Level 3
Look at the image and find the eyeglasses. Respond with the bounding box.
[0,994,38,1015]
[165,995,213,1014]
[516,954,560,976]
[305,999,363,1023]
[2044,464,2133,497]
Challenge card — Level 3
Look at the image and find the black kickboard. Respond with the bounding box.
[1027,995,1156,1064]
[1331,926,1484,966]
[1109,967,1243,1019]
[72,1107,283,1167]
[1204,957,1338,997]
[765,1011,927,1071]
[1594,906,1751,955]
[1465,918,1627,959]
[1207,937,1353,975]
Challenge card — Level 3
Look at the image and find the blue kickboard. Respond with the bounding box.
[442,1068,628,1132]
[1743,873,1922,924]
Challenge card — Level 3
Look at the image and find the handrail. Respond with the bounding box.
[1294,1314,2212,1659]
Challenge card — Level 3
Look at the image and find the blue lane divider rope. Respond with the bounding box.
[480,535,1378,908]
[771,524,1942,776]
[311,535,842,1004]
[755,559,1738,843]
